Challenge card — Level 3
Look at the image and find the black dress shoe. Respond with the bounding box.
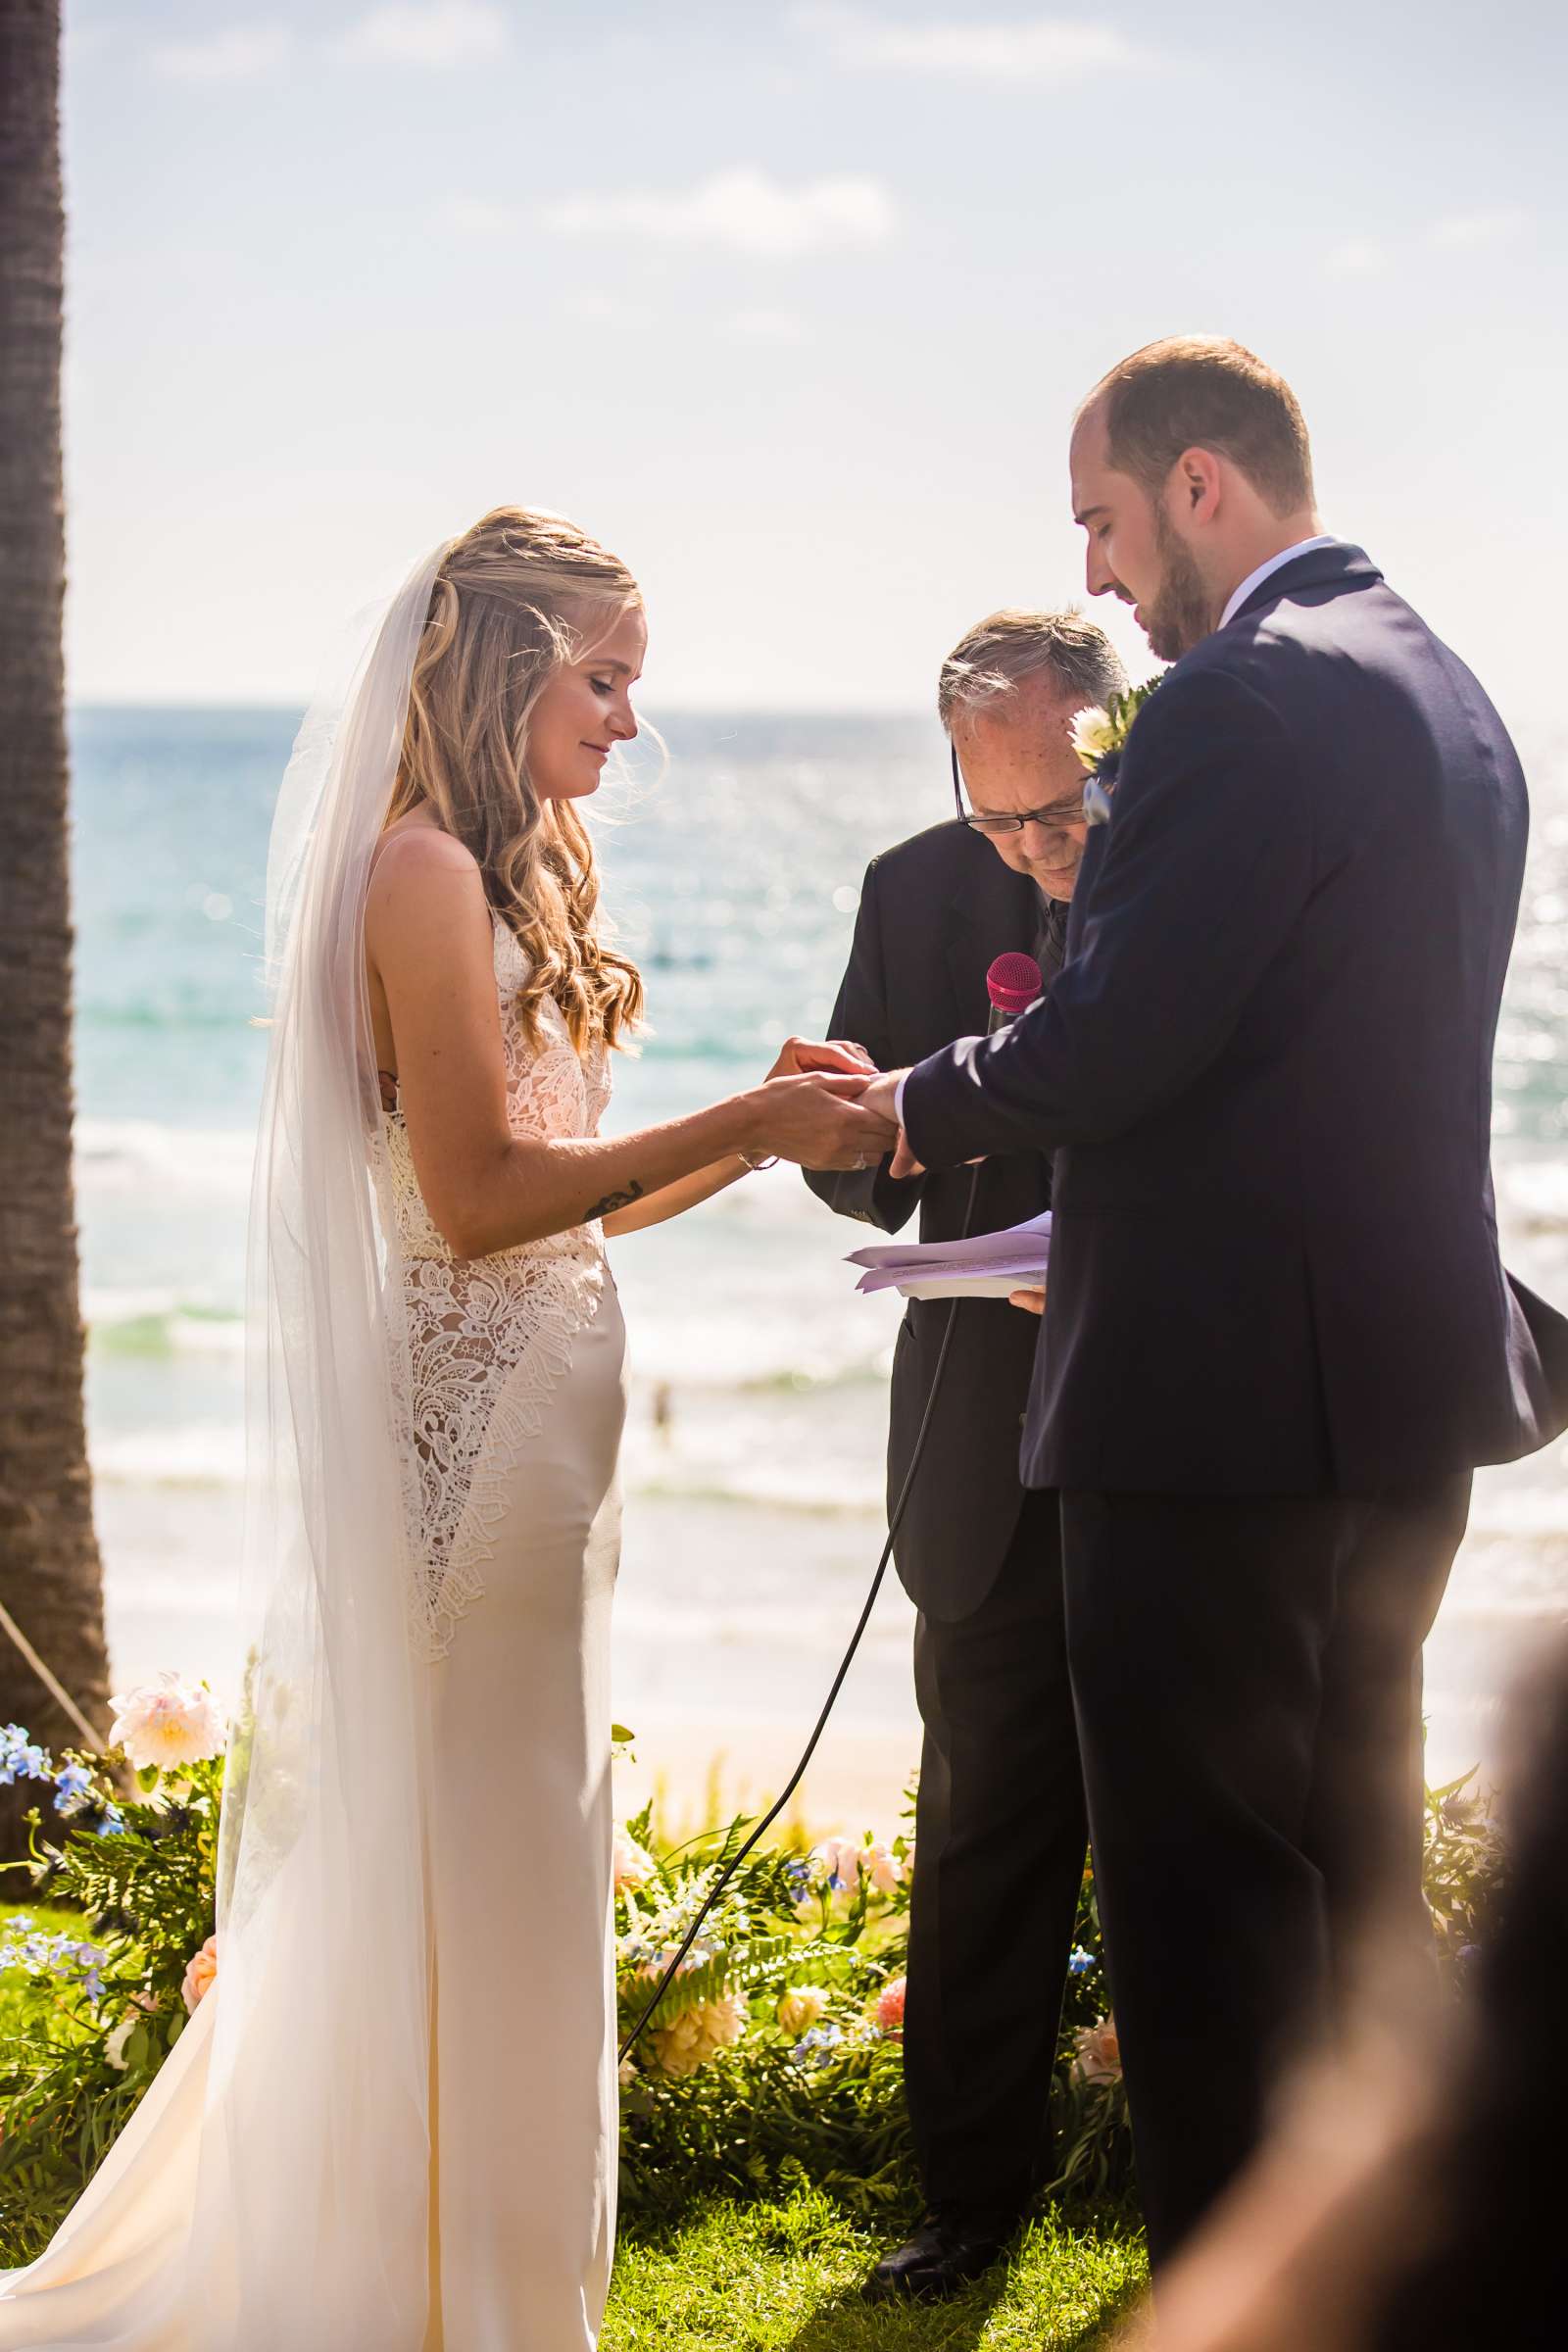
[867,2206,1022,2301]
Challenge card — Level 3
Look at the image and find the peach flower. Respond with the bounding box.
[1072,2017,1121,2084]
[776,1985,829,2036]
[110,1674,224,1773]
[862,1839,902,1897]
[612,1828,657,1894]
[651,1991,749,2079]
[180,1935,219,2016]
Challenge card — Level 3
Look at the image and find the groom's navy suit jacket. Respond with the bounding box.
[903,541,1568,1496]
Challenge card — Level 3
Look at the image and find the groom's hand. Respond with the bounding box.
[855,1069,924,1178]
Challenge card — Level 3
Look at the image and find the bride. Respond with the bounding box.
[0,508,893,2348]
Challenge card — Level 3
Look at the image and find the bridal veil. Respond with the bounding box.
[0,544,451,2348]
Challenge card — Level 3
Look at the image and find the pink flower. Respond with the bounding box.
[808,1833,903,1900]
[1072,2016,1121,2085]
[180,1935,219,2016]
[875,1975,906,2037]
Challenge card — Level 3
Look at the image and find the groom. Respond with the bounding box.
[858,335,1568,2263]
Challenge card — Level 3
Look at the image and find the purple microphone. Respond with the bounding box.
[986,951,1042,1033]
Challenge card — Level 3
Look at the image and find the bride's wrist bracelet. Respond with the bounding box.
[736,1148,780,1173]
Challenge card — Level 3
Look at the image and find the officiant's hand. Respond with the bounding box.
[747,1073,899,1171]
[1008,1288,1046,1315]
[766,1035,877,1081]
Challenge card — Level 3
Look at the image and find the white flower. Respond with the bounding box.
[109,1674,224,1772]
[104,2015,137,2072]
[1070,705,1118,767]
[612,1827,657,1894]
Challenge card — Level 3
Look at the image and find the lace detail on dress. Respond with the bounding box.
[374,917,612,1659]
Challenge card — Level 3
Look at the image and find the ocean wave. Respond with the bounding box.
[75,1119,255,1195]
[90,1425,245,1487]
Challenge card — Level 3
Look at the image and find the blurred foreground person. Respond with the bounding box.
[1113,1633,1568,2352]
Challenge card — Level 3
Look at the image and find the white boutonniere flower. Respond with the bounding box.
[1070,674,1167,825]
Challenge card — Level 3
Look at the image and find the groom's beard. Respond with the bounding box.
[1142,509,1218,661]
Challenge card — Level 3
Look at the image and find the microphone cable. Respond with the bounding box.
[617,1154,984,2064]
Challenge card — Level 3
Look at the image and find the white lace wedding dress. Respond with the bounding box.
[393,915,627,2350]
[0,912,628,2351]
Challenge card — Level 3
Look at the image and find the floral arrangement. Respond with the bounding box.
[0,1679,1507,2261]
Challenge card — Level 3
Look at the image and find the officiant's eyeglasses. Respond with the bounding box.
[951,745,1090,842]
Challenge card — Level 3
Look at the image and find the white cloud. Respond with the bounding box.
[725,307,810,345]
[333,2,509,67]
[565,292,654,328]
[544,168,896,260]
[796,4,1148,81]
[442,198,524,238]
[1430,206,1532,252]
[1325,237,1393,278]
[152,24,293,81]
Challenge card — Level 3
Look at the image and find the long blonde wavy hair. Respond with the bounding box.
[384,506,646,1054]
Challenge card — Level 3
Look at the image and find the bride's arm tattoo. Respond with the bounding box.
[583,1178,645,1222]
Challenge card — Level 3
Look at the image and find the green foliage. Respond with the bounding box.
[1423,1768,1504,1981]
[0,1708,1512,2271]
[1100,673,1166,755]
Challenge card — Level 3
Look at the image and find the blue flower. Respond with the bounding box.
[0,1726,52,1787]
[95,1805,127,1838]
[53,1762,94,1815]
[1068,1946,1097,1976]
[790,2023,845,2073]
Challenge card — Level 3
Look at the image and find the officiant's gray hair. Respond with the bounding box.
[938,610,1126,732]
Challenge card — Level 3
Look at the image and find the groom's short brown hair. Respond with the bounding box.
[1086,336,1315,517]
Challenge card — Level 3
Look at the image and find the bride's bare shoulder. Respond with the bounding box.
[366,819,489,964]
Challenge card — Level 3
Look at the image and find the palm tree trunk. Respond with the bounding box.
[0,0,112,1851]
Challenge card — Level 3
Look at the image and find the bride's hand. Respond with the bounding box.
[747,1072,898,1171]
[767,1035,878,1082]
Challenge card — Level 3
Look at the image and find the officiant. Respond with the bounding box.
[805,609,1127,2299]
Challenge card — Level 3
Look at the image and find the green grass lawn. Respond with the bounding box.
[603,2190,1148,2350]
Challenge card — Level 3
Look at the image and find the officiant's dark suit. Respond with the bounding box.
[901,538,1568,2262]
[806,818,1088,2230]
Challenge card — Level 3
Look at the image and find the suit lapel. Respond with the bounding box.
[945,853,1041,1033]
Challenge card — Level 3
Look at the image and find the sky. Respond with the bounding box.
[62,0,1568,720]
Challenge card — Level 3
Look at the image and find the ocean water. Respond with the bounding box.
[70,707,1568,1807]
